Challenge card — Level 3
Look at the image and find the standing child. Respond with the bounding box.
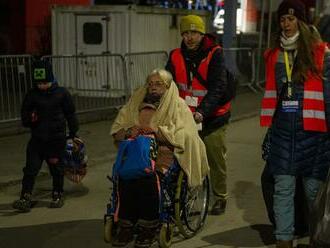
[13,59,79,212]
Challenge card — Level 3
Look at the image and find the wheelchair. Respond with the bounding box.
[103,160,210,248]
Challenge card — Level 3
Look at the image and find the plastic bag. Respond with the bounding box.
[310,169,330,246]
[63,137,88,183]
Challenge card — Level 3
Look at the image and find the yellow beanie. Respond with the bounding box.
[180,15,205,34]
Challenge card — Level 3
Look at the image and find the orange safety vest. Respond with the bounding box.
[260,43,328,132]
[170,47,231,116]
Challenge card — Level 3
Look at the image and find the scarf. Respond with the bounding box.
[280,31,299,50]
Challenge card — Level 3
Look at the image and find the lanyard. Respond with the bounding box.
[284,51,293,97]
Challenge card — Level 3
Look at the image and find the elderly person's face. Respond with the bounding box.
[280,14,298,37]
[182,31,204,50]
[147,74,167,97]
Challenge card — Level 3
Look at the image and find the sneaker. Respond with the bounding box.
[135,220,158,248]
[112,220,134,247]
[210,199,226,215]
[49,192,64,208]
[12,193,32,212]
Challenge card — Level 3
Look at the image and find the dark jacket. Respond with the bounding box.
[267,50,330,181]
[21,83,79,141]
[166,34,230,131]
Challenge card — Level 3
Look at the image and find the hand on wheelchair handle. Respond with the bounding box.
[193,111,203,124]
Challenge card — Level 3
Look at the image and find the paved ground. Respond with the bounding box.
[0,90,309,247]
[0,90,263,188]
[0,116,309,248]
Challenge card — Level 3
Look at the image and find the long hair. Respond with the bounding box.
[270,20,323,83]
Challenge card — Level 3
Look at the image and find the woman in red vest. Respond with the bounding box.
[260,0,330,247]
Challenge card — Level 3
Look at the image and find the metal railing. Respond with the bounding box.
[0,49,266,123]
[0,55,33,122]
[223,47,257,92]
[253,47,267,90]
[124,51,168,93]
[43,54,128,113]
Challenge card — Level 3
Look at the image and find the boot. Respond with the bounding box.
[12,193,32,212]
[49,192,64,208]
[210,199,227,215]
[276,240,293,248]
[112,219,134,247]
[135,219,159,248]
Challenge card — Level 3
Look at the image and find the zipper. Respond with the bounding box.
[291,109,296,163]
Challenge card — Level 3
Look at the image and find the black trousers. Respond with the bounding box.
[21,137,66,196]
[118,175,159,223]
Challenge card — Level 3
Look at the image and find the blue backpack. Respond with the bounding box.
[113,135,157,180]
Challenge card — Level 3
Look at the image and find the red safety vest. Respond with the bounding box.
[260,43,328,132]
[170,47,231,116]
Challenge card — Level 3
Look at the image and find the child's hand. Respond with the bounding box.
[31,111,38,123]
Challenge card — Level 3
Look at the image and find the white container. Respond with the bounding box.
[51,4,211,56]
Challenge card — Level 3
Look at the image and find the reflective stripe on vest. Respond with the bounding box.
[170,47,230,115]
[260,43,327,132]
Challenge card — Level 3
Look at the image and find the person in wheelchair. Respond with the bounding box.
[110,68,209,247]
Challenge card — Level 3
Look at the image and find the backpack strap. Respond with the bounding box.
[188,63,208,88]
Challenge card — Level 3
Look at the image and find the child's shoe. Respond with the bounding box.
[12,193,32,212]
[49,192,64,208]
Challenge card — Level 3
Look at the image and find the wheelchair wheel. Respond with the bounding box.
[175,170,209,238]
[104,215,114,243]
[159,223,174,248]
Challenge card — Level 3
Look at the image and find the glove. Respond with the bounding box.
[193,111,204,124]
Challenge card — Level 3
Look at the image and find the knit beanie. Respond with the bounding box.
[277,0,306,22]
[32,59,55,83]
[180,15,205,34]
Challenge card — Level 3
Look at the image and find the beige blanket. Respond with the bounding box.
[111,82,209,187]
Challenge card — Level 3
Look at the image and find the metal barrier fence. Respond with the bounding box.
[0,55,33,122]
[253,47,266,90]
[44,54,128,113]
[0,49,266,123]
[223,47,257,92]
[124,51,168,92]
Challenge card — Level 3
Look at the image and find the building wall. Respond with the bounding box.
[0,0,25,54]
[25,0,91,55]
